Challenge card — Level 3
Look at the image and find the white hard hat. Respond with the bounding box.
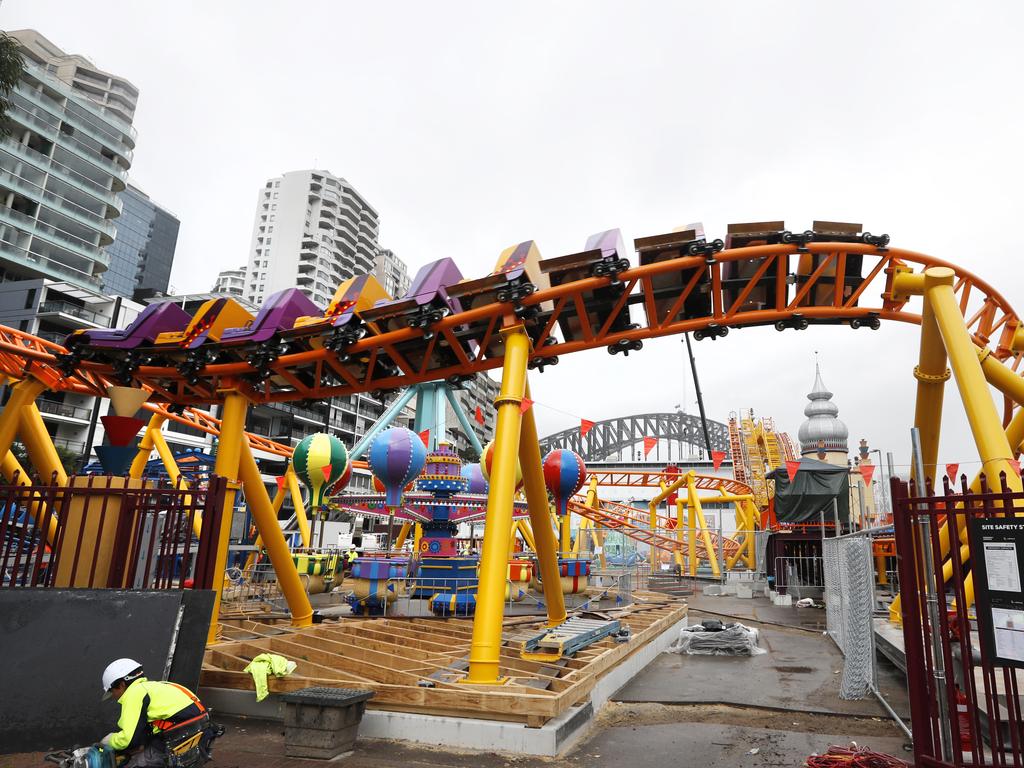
[102,658,143,699]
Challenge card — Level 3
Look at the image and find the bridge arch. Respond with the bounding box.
[538,412,730,461]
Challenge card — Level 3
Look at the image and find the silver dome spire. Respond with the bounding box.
[798,358,849,455]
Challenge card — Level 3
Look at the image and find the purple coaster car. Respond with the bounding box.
[361,257,464,332]
[219,288,322,346]
[66,301,191,350]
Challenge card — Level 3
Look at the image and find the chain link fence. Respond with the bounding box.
[823,533,874,700]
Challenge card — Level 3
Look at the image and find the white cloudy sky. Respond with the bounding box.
[7,1,1024,474]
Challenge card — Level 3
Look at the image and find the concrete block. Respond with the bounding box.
[702,584,723,596]
[773,593,793,607]
[721,583,737,596]
[735,585,753,599]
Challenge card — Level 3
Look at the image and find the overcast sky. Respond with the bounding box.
[7,1,1024,475]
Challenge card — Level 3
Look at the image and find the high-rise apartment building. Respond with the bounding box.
[212,265,246,298]
[9,29,138,123]
[245,170,380,307]
[103,183,179,298]
[375,248,409,298]
[0,30,136,290]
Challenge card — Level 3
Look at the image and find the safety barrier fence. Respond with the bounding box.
[773,555,825,596]
[0,473,226,590]
[893,474,1024,767]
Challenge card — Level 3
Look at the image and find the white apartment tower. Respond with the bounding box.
[245,170,382,307]
[375,248,410,298]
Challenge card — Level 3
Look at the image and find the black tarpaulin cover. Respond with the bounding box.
[768,457,850,524]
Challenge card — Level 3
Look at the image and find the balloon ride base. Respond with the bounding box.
[345,556,409,616]
[430,590,477,617]
[412,555,479,598]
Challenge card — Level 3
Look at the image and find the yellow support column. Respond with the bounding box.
[911,280,949,489]
[238,437,314,627]
[0,378,46,460]
[395,521,412,549]
[20,402,68,487]
[285,468,311,548]
[687,474,721,578]
[674,499,685,571]
[129,414,166,478]
[518,378,567,630]
[1,451,57,544]
[517,518,537,553]
[208,391,249,643]
[466,326,535,684]
[413,522,423,554]
[925,267,1022,492]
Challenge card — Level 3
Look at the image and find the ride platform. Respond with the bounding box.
[200,592,686,728]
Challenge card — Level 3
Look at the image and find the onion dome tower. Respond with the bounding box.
[797,360,849,462]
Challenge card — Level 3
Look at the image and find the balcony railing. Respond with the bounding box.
[0,240,102,287]
[38,300,104,325]
[37,399,92,420]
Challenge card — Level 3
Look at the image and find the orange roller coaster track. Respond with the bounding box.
[0,241,1020,413]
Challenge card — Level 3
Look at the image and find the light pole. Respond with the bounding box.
[870,448,890,518]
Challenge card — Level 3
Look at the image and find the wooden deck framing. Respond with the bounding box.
[201,593,686,726]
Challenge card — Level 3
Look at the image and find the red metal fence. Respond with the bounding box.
[893,474,1024,767]
[0,474,226,591]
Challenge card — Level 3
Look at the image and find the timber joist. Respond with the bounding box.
[202,599,687,726]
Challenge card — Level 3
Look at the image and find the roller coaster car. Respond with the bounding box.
[791,221,875,313]
[359,258,466,372]
[634,224,717,328]
[540,229,637,345]
[287,273,392,351]
[152,298,256,352]
[219,288,322,349]
[445,240,551,358]
[721,221,788,314]
[65,301,192,354]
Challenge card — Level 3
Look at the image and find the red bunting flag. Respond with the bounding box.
[419,429,431,448]
[475,406,485,425]
[519,397,533,414]
[711,450,727,471]
[642,436,657,457]
[785,460,801,482]
[275,475,287,490]
[580,418,596,438]
[1010,458,1022,477]
[321,464,332,481]
[860,463,876,485]
[946,463,959,482]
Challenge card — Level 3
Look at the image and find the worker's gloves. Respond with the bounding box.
[100,733,116,748]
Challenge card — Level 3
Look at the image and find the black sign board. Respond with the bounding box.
[968,518,1024,668]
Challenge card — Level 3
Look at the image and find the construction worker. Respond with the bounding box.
[100,658,222,767]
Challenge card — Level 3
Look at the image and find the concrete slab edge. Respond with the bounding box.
[200,616,688,757]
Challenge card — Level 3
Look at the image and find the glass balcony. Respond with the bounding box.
[0,138,120,210]
[21,61,137,141]
[38,299,104,325]
[0,205,105,264]
[0,169,116,243]
[14,83,134,160]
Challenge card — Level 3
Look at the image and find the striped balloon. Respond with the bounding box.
[368,427,427,507]
[480,440,523,491]
[542,449,587,516]
[293,433,349,509]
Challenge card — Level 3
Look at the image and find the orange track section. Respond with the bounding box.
[568,497,741,559]
[0,243,1019,410]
